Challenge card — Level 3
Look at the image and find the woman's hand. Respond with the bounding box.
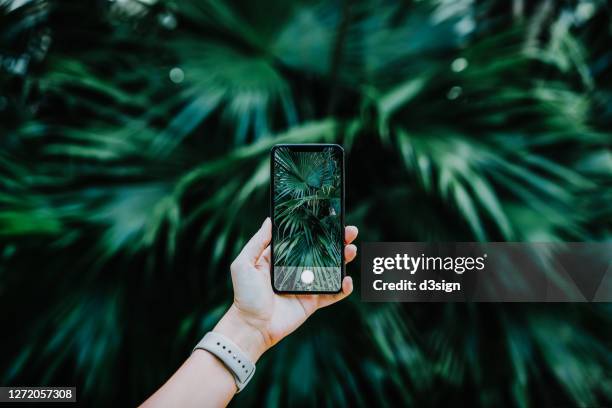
[140,218,357,407]
[214,218,358,361]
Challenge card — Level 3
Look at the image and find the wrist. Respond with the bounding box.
[213,305,269,362]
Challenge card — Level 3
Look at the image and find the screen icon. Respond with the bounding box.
[300,269,314,284]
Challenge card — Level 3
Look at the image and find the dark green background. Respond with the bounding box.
[1,0,611,406]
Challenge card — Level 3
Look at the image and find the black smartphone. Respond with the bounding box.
[270,144,345,293]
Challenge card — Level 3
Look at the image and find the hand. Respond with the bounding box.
[214,218,358,361]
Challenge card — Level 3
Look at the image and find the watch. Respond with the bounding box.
[192,332,256,393]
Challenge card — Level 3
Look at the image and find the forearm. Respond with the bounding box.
[141,348,236,408]
[140,307,268,408]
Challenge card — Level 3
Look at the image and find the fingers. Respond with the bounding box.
[233,218,271,269]
[317,276,354,309]
[345,225,358,244]
[345,244,357,264]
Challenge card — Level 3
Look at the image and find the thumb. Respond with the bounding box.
[235,218,272,267]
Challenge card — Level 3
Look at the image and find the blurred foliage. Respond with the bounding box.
[1,0,611,406]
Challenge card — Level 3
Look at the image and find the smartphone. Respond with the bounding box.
[270,144,345,293]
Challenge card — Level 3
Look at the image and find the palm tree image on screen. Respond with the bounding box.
[273,147,342,292]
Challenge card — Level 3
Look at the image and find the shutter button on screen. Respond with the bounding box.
[300,269,314,284]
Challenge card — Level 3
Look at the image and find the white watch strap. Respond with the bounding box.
[193,332,256,393]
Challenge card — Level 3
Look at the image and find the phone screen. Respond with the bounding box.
[271,145,344,293]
